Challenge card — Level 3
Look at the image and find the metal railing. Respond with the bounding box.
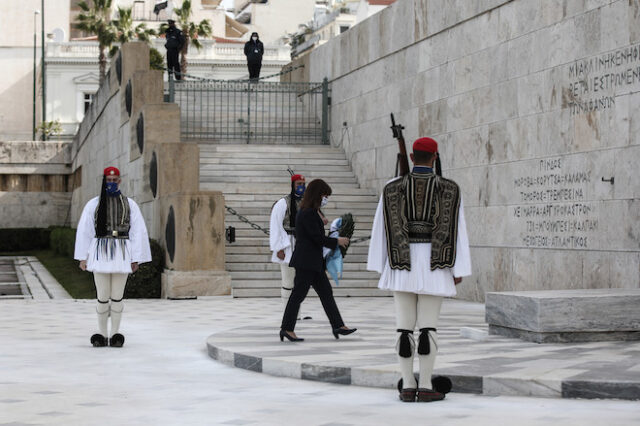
[168,75,330,144]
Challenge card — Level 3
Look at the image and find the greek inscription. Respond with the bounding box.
[565,44,640,115]
[514,158,597,249]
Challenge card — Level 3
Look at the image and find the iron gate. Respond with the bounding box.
[168,77,330,144]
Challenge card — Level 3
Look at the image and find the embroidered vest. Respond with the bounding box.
[382,172,461,271]
[281,195,301,235]
[94,194,131,238]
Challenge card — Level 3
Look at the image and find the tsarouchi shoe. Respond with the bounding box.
[109,333,125,347]
[399,388,417,402]
[417,388,445,402]
[90,334,108,347]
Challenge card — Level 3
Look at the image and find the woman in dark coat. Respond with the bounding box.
[280,179,357,342]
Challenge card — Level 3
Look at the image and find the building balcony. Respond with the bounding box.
[45,40,291,63]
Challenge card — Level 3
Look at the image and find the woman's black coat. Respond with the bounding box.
[289,208,337,272]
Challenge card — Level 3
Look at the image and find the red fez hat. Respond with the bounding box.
[413,137,438,153]
[291,174,304,182]
[103,166,120,176]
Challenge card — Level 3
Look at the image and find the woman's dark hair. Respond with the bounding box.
[300,179,332,210]
[95,175,108,237]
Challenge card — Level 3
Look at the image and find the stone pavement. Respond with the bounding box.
[0,257,71,300]
[1,297,640,426]
[207,298,640,400]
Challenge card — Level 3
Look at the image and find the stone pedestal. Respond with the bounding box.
[159,191,230,298]
[486,289,640,343]
[161,270,231,299]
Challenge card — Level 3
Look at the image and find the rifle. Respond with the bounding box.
[390,113,410,177]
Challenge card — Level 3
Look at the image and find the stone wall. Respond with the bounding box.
[292,0,640,301]
[0,141,72,228]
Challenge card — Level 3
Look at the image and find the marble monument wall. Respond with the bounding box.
[292,0,640,301]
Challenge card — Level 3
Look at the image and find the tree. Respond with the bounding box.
[160,0,212,77]
[75,0,116,83]
[110,6,156,56]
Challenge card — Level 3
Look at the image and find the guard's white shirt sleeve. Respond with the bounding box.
[366,195,388,274]
[74,197,99,261]
[128,198,152,264]
[269,198,291,253]
[451,197,472,277]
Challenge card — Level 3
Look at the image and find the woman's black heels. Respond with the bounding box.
[332,327,357,339]
[280,329,304,342]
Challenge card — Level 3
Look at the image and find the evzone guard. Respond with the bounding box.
[367,137,472,402]
[269,173,310,319]
[74,166,151,347]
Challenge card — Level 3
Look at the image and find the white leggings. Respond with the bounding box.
[393,291,443,389]
[280,264,305,318]
[93,273,128,337]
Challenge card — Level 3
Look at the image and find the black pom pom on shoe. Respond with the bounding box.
[431,375,452,394]
[90,334,108,347]
[109,333,125,348]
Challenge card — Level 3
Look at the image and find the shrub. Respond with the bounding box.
[0,228,51,252]
[49,227,77,258]
[125,239,164,299]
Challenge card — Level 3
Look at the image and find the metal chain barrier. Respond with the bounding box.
[162,63,305,84]
[225,206,270,235]
[224,205,372,244]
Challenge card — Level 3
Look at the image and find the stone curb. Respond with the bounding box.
[206,332,640,401]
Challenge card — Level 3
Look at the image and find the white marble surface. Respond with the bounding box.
[1,297,640,425]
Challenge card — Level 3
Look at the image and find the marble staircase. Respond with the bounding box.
[198,144,385,297]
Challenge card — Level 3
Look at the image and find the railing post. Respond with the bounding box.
[246,80,251,144]
[168,73,175,103]
[321,77,329,145]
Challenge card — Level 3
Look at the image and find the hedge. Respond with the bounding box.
[0,228,51,252]
[124,239,164,299]
[49,228,164,298]
[49,227,77,258]
[1,227,165,299]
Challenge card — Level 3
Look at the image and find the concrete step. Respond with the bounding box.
[224,194,379,202]
[200,170,356,178]
[224,215,374,225]
[231,279,380,289]
[226,262,374,272]
[224,201,379,210]
[200,144,345,154]
[203,176,359,184]
[199,151,348,160]
[206,183,373,194]
[223,206,375,216]
[228,270,381,280]
[226,245,372,255]
[232,288,390,297]
[202,183,363,192]
[199,157,351,166]
[201,164,354,173]
[230,229,373,238]
[225,254,370,263]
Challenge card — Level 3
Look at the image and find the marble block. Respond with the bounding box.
[486,289,640,343]
[161,270,231,299]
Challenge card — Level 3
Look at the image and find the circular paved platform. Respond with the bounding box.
[207,299,640,400]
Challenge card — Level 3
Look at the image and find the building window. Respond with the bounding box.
[339,25,349,34]
[83,93,94,113]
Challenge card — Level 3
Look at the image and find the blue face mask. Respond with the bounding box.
[106,182,119,195]
[294,184,305,197]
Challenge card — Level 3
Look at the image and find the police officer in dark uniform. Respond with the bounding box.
[165,19,185,80]
[244,32,264,81]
